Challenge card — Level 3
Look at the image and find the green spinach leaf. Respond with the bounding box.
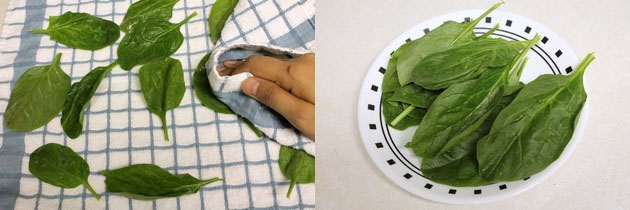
[382,93,426,130]
[407,36,536,158]
[32,12,120,50]
[29,143,101,199]
[117,12,197,70]
[4,53,71,132]
[139,58,186,141]
[194,53,264,138]
[381,42,410,94]
[119,0,179,32]
[61,62,117,139]
[209,0,239,44]
[412,38,533,90]
[421,152,492,187]
[395,2,503,85]
[387,84,440,108]
[103,164,222,200]
[477,53,594,182]
[279,146,314,198]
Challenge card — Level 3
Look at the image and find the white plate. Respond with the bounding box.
[357,10,589,204]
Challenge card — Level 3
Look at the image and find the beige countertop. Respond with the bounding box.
[316,0,630,209]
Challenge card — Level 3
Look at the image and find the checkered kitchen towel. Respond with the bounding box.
[0,0,315,209]
[206,0,315,155]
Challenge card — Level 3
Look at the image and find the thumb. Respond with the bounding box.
[241,77,307,123]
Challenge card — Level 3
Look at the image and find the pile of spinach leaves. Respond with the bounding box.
[381,2,594,186]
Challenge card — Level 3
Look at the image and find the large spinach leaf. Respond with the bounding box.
[412,38,533,90]
[421,152,492,187]
[4,53,71,132]
[279,146,315,198]
[138,58,186,141]
[119,0,179,32]
[29,143,101,199]
[32,12,120,50]
[103,164,222,200]
[194,53,264,138]
[407,36,537,158]
[209,0,239,44]
[395,2,503,85]
[117,12,197,70]
[61,62,117,139]
[477,53,595,182]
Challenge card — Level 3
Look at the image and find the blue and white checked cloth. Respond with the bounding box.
[0,0,315,209]
[207,0,315,155]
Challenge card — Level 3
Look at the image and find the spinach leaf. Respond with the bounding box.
[32,12,120,50]
[194,53,265,138]
[119,0,179,32]
[4,53,71,132]
[209,0,239,44]
[477,53,595,182]
[103,164,222,200]
[421,152,492,187]
[139,58,186,141]
[407,36,537,158]
[381,42,410,94]
[412,38,533,90]
[29,143,101,200]
[279,146,315,198]
[395,2,503,85]
[61,62,117,139]
[387,84,440,108]
[382,93,426,130]
[421,86,521,171]
[117,12,197,70]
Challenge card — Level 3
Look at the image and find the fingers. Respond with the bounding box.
[241,78,315,139]
[229,56,296,92]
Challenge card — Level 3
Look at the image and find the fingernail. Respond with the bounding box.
[223,60,238,66]
[217,66,226,72]
[242,78,259,96]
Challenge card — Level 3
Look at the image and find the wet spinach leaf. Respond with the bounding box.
[209,0,239,44]
[119,0,179,32]
[194,53,264,138]
[139,58,185,141]
[29,143,101,199]
[117,12,197,70]
[396,2,503,85]
[33,12,120,50]
[103,164,222,200]
[407,37,536,158]
[61,62,117,139]
[477,53,594,182]
[279,146,315,198]
[4,53,71,132]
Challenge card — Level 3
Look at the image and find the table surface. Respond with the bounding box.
[0,0,7,35]
[316,0,630,209]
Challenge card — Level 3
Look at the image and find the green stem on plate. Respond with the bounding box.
[391,105,415,126]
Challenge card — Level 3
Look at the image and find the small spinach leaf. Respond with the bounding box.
[382,93,426,130]
[117,12,197,70]
[61,62,117,139]
[279,146,315,198]
[4,53,71,132]
[421,152,492,187]
[209,0,239,44]
[29,143,101,199]
[103,164,222,200]
[477,53,595,182]
[33,12,120,50]
[381,42,410,94]
[139,58,186,141]
[119,0,179,32]
[396,2,503,85]
[387,84,440,109]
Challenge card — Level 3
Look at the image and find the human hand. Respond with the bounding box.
[220,53,315,140]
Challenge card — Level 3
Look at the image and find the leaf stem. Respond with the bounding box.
[477,23,500,39]
[177,12,198,27]
[286,180,296,198]
[53,53,63,66]
[82,181,101,200]
[31,29,48,34]
[506,34,540,85]
[391,105,415,126]
[571,53,595,78]
[451,1,504,45]
[160,114,170,141]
